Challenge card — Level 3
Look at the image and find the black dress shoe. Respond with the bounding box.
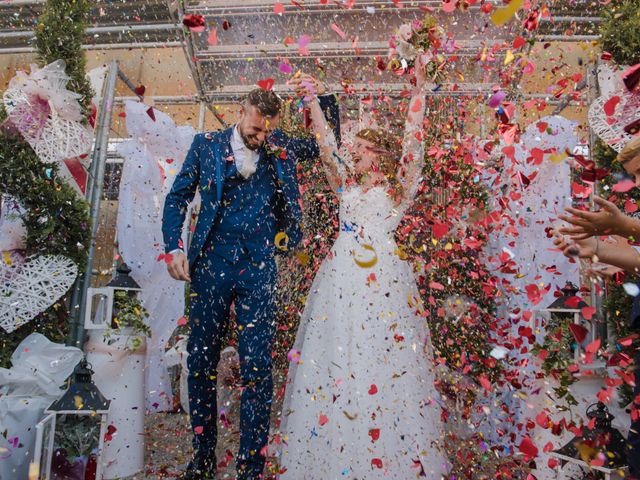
[180,453,217,480]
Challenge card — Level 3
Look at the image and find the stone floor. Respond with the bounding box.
[131,374,285,480]
[131,392,242,479]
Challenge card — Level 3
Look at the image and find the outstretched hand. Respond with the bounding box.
[552,230,597,260]
[558,196,624,239]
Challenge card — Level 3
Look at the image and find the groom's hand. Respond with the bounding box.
[167,251,191,282]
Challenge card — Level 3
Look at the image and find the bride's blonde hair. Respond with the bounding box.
[355,128,403,198]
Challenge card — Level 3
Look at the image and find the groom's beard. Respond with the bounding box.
[238,125,263,151]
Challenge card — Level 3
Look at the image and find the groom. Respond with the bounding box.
[162,79,339,480]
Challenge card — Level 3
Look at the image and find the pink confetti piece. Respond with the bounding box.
[488,91,506,108]
[279,62,293,74]
[612,179,636,193]
[297,34,311,48]
[330,23,346,39]
[207,28,217,46]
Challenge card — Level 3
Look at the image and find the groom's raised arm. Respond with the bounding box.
[162,133,203,254]
[276,93,341,162]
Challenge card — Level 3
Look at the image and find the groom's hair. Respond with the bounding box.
[244,88,282,118]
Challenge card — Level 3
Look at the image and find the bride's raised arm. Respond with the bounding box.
[291,74,346,193]
[397,54,429,204]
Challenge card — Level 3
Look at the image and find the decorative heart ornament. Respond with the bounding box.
[2,60,93,165]
[0,255,78,333]
[588,64,639,152]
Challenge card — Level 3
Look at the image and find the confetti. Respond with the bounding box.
[207,28,217,46]
[490,0,523,26]
[330,23,346,40]
[352,244,378,268]
[257,78,275,92]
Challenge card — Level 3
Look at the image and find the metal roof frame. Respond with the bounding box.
[0,0,603,107]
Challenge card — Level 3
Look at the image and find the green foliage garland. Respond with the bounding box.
[599,0,640,66]
[34,0,94,114]
[402,141,503,385]
[531,315,579,407]
[103,291,152,352]
[0,0,93,368]
[0,135,90,267]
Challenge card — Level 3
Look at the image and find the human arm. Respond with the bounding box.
[558,195,640,240]
[305,96,344,192]
[161,134,202,281]
[396,54,429,203]
[553,232,640,274]
[292,74,345,193]
[276,75,341,164]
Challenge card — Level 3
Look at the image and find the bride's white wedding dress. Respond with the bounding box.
[279,171,447,478]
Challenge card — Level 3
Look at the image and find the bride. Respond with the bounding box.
[279,56,447,479]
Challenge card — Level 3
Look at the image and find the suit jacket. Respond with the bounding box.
[629,282,640,330]
[162,94,340,269]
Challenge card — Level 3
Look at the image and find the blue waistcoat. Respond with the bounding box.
[205,147,278,262]
[162,94,341,269]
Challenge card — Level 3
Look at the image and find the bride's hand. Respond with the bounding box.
[290,72,326,99]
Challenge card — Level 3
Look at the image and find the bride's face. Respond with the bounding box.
[352,137,381,175]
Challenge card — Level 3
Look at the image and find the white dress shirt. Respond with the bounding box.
[231,124,260,179]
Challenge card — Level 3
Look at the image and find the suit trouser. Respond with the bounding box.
[188,248,277,479]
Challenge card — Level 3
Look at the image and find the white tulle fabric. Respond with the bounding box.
[279,183,446,479]
[116,101,195,411]
[483,115,580,478]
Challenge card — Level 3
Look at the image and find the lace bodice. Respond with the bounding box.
[338,185,406,241]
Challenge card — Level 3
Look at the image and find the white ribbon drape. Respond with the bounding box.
[116,101,195,411]
[483,115,580,473]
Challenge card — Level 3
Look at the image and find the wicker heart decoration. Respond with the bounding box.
[0,255,78,333]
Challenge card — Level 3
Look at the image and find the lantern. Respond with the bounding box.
[32,359,111,480]
[551,402,628,480]
[541,282,589,362]
[84,262,142,330]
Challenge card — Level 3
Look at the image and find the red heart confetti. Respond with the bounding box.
[256,78,275,91]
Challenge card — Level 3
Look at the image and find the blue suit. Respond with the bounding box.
[162,95,340,479]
